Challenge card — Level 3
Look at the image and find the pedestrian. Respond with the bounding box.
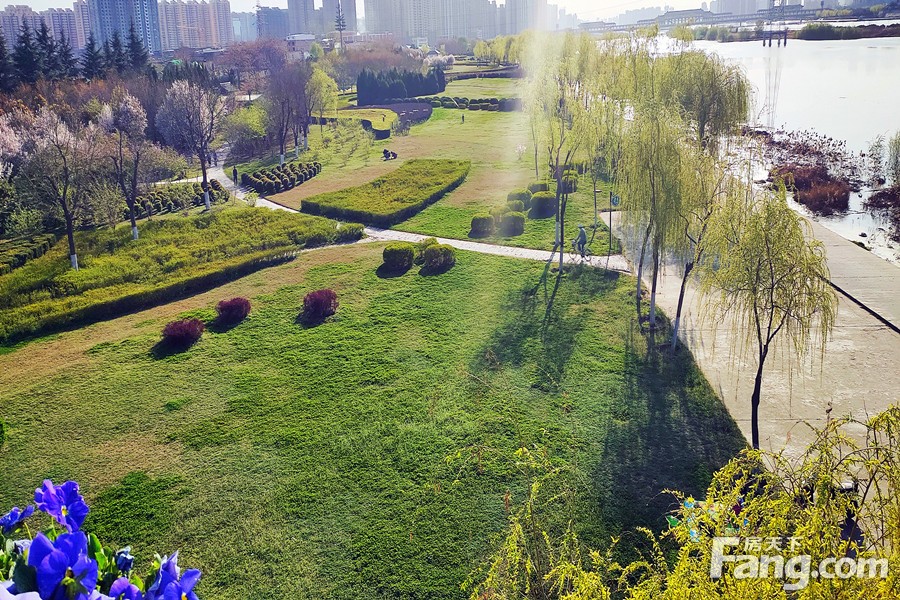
[232,166,239,185]
[212,151,218,166]
[462,114,465,124]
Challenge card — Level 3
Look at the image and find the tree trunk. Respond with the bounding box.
[636,222,652,323]
[200,154,210,210]
[649,243,660,329]
[751,351,767,449]
[129,203,139,241]
[64,211,78,271]
[672,261,693,350]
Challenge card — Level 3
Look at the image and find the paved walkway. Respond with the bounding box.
[604,212,900,459]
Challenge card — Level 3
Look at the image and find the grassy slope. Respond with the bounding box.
[0,243,744,600]
[269,108,616,252]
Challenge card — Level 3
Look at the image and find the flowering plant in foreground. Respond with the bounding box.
[0,480,199,600]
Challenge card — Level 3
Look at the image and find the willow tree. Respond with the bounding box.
[662,50,750,152]
[618,99,684,330]
[701,189,837,449]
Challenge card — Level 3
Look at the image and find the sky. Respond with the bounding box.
[22,0,700,22]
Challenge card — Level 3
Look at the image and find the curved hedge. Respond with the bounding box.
[529,191,557,218]
[301,159,471,227]
[241,161,322,196]
[0,233,58,275]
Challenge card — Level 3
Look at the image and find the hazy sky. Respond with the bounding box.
[21,1,698,22]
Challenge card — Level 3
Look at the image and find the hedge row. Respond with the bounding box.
[384,96,523,112]
[0,233,58,275]
[301,159,471,227]
[137,180,228,218]
[241,161,323,196]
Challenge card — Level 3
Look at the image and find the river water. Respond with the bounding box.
[693,36,900,263]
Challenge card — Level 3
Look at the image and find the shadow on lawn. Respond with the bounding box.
[592,325,746,543]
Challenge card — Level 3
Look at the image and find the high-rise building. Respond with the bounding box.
[288,0,315,34]
[158,0,233,51]
[88,0,162,54]
[232,11,256,42]
[0,6,43,48]
[73,0,91,48]
[43,8,78,44]
[257,6,289,40]
[364,0,511,43]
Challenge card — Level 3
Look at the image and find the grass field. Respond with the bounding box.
[0,243,744,599]
[440,77,524,99]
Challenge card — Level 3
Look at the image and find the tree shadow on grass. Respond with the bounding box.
[375,264,409,279]
[591,325,746,549]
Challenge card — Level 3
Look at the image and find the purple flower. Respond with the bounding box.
[33,480,89,533]
[0,581,41,600]
[109,578,142,600]
[115,547,135,574]
[144,552,179,600]
[161,570,200,600]
[0,505,34,535]
[26,531,98,600]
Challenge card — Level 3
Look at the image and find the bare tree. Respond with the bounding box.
[100,88,148,240]
[156,81,229,209]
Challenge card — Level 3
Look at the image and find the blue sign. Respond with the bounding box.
[611,194,621,207]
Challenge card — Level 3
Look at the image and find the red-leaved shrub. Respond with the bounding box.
[162,318,205,346]
[302,289,338,322]
[216,297,252,324]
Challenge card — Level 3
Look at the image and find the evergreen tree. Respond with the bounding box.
[12,23,39,85]
[126,23,149,72]
[81,32,105,79]
[102,39,113,72]
[109,31,128,74]
[335,1,346,51]
[0,30,15,92]
[34,20,54,78]
[55,31,78,79]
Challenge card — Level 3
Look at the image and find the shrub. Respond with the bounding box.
[382,242,415,272]
[506,200,525,213]
[470,214,494,237]
[300,159,470,227]
[528,181,550,194]
[507,189,533,209]
[489,205,511,225]
[423,244,456,272]
[529,191,557,218]
[216,297,252,324]
[162,318,205,347]
[0,234,58,275]
[302,289,338,322]
[414,237,439,265]
[560,175,578,194]
[499,212,526,236]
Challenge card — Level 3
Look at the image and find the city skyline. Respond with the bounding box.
[3,0,707,23]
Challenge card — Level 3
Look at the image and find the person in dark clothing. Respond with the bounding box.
[232,166,239,185]
[574,225,587,258]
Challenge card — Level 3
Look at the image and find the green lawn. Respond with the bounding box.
[440,77,524,99]
[0,243,744,600]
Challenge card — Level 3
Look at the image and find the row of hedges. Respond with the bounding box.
[469,180,560,238]
[301,159,471,227]
[384,96,523,112]
[470,210,525,237]
[241,161,323,196]
[138,180,228,218]
[382,238,456,273]
[0,210,364,343]
[0,233,57,275]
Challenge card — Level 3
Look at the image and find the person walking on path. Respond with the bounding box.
[574,224,587,259]
[232,166,239,186]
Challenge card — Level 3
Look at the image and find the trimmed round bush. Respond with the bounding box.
[382,242,415,272]
[161,318,205,347]
[302,289,339,322]
[560,175,578,194]
[529,191,557,218]
[414,237,439,264]
[506,200,525,213]
[507,189,533,209]
[489,205,511,224]
[423,244,456,272]
[470,214,495,237]
[499,212,526,236]
[528,181,550,194]
[216,297,252,324]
